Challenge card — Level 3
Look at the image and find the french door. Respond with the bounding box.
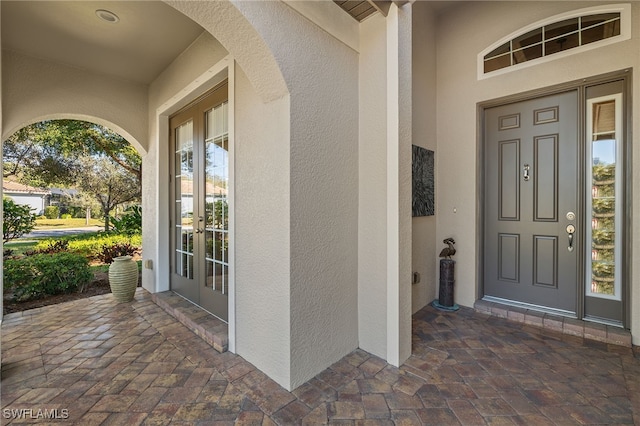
[170,82,229,322]
[483,79,627,326]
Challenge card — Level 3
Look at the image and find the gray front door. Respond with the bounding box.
[484,91,579,314]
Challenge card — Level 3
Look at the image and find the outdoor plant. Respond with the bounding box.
[34,233,141,259]
[28,240,70,255]
[3,198,36,242]
[110,205,142,236]
[99,242,138,264]
[43,205,60,219]
[4,252,93,302]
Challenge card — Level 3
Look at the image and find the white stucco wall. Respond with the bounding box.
[386,3,413,366]
[145,32,229,296]
[240,2,360,389]
[146,22,294,386]
[165,0,287,104]
[358,13,388,359]
[163,0,360,390]
[358,4,414,367]
[436,1,640,343]
[233,65,292,387]
[411,1,438,314]
[1,50,147,150]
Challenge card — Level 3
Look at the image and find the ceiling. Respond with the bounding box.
[2,1,461,84]
[333,1,379,22]
[334,0,460,21]
[1,1,205,85]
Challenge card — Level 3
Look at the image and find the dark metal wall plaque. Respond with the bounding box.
[412,145,434,217]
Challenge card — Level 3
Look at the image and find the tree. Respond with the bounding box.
[4,120,142,230]
[66,191,103,223]
[76,156,141,231]
[3,120,141,187]
[3,198,36,242]
[53,120,141,182]
[3,123,80,186]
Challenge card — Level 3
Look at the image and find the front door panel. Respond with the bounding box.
[484,91,578,313]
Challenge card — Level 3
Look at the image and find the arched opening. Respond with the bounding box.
[3,117,143,314]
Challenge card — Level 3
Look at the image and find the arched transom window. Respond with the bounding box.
[480,4,631,77]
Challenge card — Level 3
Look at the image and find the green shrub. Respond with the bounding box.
[34,233,141,259]
[69,206,86,219]
[60,213,72,219]
[99,242,138,264]
[3,198,37,242]
[4,253,93,302]
[29,240,69,255]
[43,205,60,219]
[111,205,142,236]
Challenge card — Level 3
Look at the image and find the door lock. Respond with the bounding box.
[566,224,575,252]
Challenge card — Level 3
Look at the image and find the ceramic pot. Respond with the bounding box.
[108,255,138,302]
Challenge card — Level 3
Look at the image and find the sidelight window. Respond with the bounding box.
[586,94,622,300]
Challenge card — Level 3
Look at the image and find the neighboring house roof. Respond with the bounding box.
[180,178,227,197]
[3,179,50,196]
[49,187,79,197]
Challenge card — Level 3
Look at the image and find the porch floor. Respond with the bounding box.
[2,289,639,425]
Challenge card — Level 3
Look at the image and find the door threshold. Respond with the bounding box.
[475,298,631,348]
[583,315,624,329]
[152,291,228,353]
[482,296,577,318]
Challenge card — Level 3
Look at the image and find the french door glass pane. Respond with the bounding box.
[587,98,621,300]
[205,102,229,294]
[175,121,194,279]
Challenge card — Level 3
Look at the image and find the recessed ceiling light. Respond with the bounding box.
[96,9,119,24]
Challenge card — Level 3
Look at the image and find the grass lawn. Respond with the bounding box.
[3,240,38,256]
[35,218,104,229]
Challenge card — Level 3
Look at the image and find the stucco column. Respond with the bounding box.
[386,3,412,366]
[0,6,4,321]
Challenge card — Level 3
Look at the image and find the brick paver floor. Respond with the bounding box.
[2,289,639,424]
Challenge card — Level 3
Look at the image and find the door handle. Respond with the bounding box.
[566,224,575,252]
[195,228,203,234]
[523,164,530,181]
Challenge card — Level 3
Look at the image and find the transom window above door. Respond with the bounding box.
[479,4,630,78]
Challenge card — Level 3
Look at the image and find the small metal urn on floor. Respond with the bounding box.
[433,238,460,311]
